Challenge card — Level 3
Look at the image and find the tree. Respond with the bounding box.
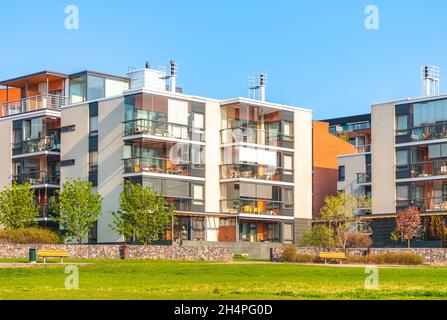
[320,192,371,248]
[395,207,421,248]
[0,182,38,230]
[111,181,175,245]
[427,216,447,241]
[299,225,335,248]
[51,179,103,244]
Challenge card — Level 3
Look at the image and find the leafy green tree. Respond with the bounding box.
[299,225,335,248]
[51,179,103,244]
[320,192,371,248]
[111,181,175,245]
[0,182,39,230]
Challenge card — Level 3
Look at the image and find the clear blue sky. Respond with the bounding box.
[1,0,447,119]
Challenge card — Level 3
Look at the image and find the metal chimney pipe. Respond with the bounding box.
[170,61,176,93]
[259,74,266,102]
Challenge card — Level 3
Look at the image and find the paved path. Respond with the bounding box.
[0,263,92,269]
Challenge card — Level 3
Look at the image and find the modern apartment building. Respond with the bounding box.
[0,64,313,244]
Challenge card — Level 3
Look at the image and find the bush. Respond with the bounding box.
[344,232,373,248]
[370,252,424,265]
[299,225,335,248]
[294,253,316,263]
[0,228,61,244]
[346,255,369,264]
[281,245,298,262]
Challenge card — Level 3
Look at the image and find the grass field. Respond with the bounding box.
[1,259,447,300]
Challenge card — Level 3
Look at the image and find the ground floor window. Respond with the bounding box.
[239,221,280,243]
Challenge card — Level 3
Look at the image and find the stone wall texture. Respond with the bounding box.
[271,247,447,265]
[0,244,233,262]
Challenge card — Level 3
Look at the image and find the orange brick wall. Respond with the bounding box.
[312,121,356,218]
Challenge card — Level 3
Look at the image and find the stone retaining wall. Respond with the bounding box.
[0,244,232,262]
[271,247,447,265]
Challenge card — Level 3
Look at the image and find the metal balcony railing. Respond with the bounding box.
[220,127,294,148]
[123,157,204,176]
[357,172,371,184]
[13,171,60,186]
[13,137,60,155]
[221,199,290,216]
[1,94,66,118]
[220,164,292,181]
[123,119,205,142]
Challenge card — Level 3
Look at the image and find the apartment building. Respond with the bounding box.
[0,64,313,244]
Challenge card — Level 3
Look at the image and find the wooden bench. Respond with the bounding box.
[319,252,347,264]
[37,250,69,263]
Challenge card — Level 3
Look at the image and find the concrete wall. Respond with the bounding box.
[371,102,396,214]
[337,154,366,196]
[205,100,221,241]
[294,110,313,220]
[61,103,89,182]
[97,97,125,243]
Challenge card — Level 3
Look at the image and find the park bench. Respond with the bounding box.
[37,250,69,263]
[319,252,347,264]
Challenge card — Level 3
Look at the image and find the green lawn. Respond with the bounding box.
[0,260,447,300]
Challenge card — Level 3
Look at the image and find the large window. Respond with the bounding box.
[69,75,86,103]
[396,150,409,166]
[87,75,105,101]
[413,99,447,127]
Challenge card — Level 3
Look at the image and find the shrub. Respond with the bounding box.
[299,225,335,248]
[345,255,369,264]
[294,253,316,263]
[344,232,373,248]
[0,228,61,244]
[281,245,297,262]
[370,252,424,265]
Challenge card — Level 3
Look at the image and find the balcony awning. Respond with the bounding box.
[0,71,68,88]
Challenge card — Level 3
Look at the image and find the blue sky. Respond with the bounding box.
[1,0,447,119]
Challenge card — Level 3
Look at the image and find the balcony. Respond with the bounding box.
[357,172,371,184]
[397,197,447,213]
[408,160,447,178]
[13,137,60,156]
[220,164,293,182]
[1,94,66,118]
[221,199,291,216]
[330,122,371,134]
[396,123,447,144]
[355,144,371,154]
[14,171,60,187]
[123,119,205,142]
[221,127,294,149]
[123,157,205,177]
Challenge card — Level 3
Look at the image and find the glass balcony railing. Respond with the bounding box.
[397,197,447,212]
[220,164,293,182]
[1,95,66,118]
[355,144,371,154]
[221,127,294,148]
[396,123,447,143]
[13,137,60,155]
[357,172,372,184]
[13,171,60,186]
[221,199,291,216]
[330,122,371,134]
[407,160,447,178]
[123,157,205,176]
[123,119,205,142]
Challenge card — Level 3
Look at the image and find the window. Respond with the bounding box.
[283,155,293,175]
[396,150,408,166]
[89,116,98,134]
[396,115,408,131]
[397,185,409,201]
[338,166,346,182]
[282,189,294,209]
[283,121,293,137]
[193,185,204,206]
[87,75,105,100]
[89,151,98,172]
[429,143,447,159]
[69,75,86,103]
